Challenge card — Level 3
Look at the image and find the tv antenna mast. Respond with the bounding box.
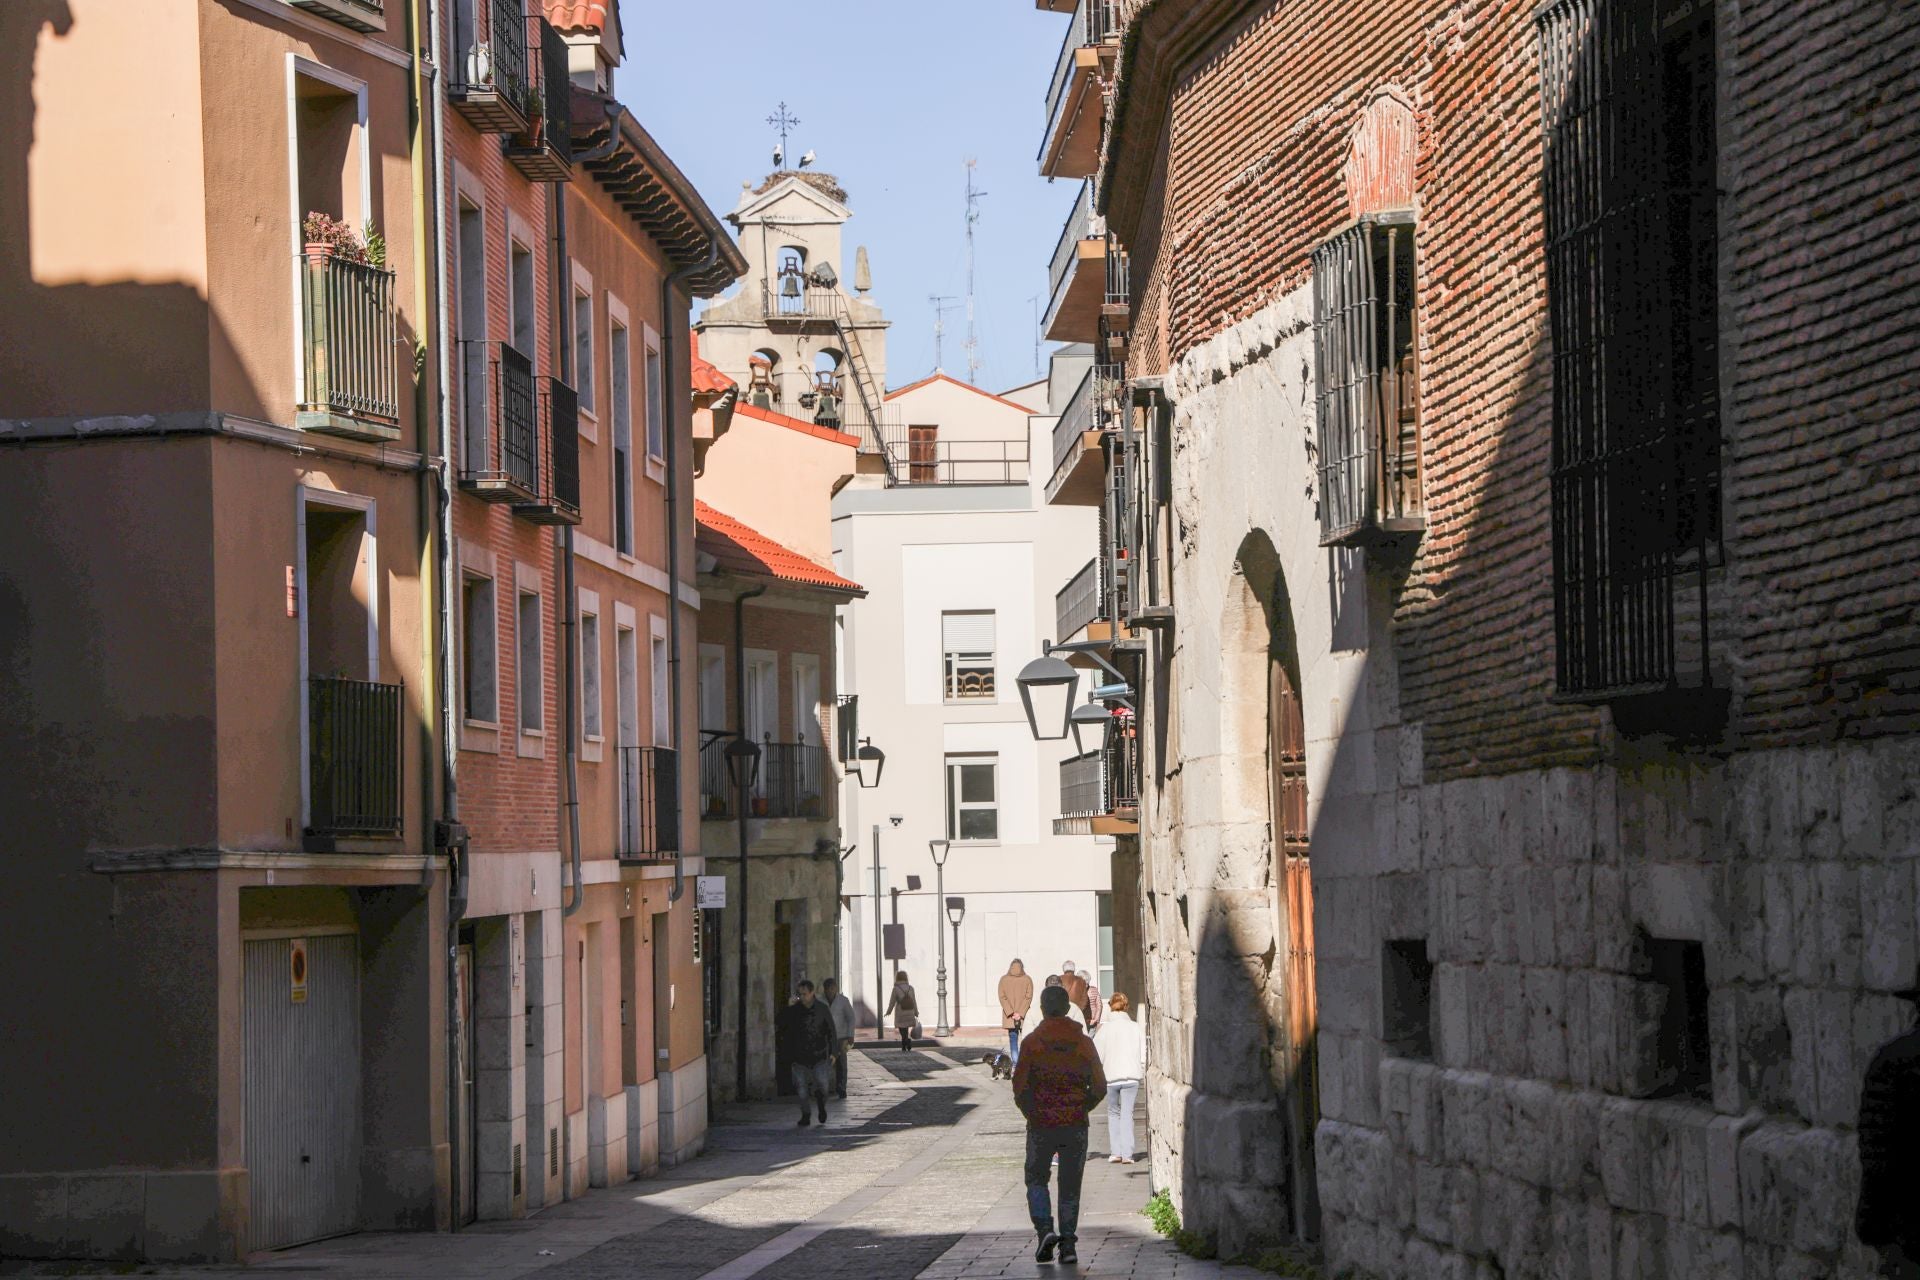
[963,160,988,385]
[928,295,960,373]
[1027,294,1041,378]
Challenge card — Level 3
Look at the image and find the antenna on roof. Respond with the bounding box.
[1028,294,1041,378]
[929,295,959,374]
[963,160,988,386]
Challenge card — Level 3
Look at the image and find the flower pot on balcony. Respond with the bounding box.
[304,242,337,267]
[752,797,769,817]
[706,795,727,818]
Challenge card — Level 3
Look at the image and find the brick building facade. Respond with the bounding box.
[1031,0,1920,1273]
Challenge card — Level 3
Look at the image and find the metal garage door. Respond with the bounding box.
[244,933,362,1252]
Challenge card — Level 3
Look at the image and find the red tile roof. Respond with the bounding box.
[695,501,863,595]
[545,1,612,34]
[689,334,734,396]
[884,371,1038,415]
[734,403,862,449]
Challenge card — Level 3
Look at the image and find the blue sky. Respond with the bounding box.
[612,1,1077,395]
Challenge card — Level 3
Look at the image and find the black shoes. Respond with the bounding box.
[797,1114,811,1127]
[816,1101,828,1123]
[1034,1231,1060,1262]
[1059,1240,1078,1265]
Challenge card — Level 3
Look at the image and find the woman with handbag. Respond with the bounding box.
[884,971,919,1052]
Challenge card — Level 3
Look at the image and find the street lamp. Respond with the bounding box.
[928,838,952,1036]
[1016,645,1080,741]
[945,896,966,1031]
[723,733,761,1101]
[1070,698,1113,755]
[850,736,886,789]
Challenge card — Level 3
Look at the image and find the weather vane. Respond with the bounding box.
[767,102,801,166]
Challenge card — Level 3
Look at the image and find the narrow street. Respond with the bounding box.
[12,1045,1245,1280]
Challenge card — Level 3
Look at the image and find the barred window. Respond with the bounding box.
[1541,0,1720,698]
[1311,212,1423,547]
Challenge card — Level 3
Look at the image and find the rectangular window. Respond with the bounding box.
[509,238,535,358]
[651,631,670,747]
[610,320,633,554]
[1540,0,1721,698]
[941,611,996,701]
[945,753,998,842]
[456,199,488,474]
[572,287,595,415]
[1634,935,1711,1102]
[581,612,602,740]
[1310,212,1422,546]
[616,625,639,746]
[461,575,497,724]
[698,646,726,732]
[516,590,543,732]
[644,343,665,462]
[1381,939,1435,1061]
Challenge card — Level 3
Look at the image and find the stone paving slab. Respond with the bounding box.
[1,1045,1263,1280]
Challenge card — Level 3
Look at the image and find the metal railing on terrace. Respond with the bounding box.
[1048,181,1103,310]
[1060,750,1103,820]
[698,736,833,820]
[618,745,680,858]
[457,340,538,497]
[308,676,403,837]
[1042,0,1120,155]
[299,253,400,427]
[1051,362,1122,475]
[1056,557,1102,641]
[884,438,1031,487]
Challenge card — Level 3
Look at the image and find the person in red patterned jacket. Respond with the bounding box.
[1013,984,1107,1265]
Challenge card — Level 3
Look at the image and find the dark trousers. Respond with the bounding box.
[1025,1125,1089,1242]
[832,1045,849,1096]
[898,1026,912,1051]
[791,1060,831,1116]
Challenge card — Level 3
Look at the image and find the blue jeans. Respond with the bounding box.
[1025,1125,1089,1242]
[1106,1080,1139,1161]
[1008,1027,1021,1064]
[790,1060,831,1117]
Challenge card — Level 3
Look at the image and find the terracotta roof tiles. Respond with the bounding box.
[695,501,863,595]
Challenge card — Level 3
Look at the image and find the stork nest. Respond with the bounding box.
[755,169,849,205]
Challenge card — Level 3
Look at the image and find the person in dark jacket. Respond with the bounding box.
[1013,984,1106,1266]
[776,980,838,1127]
[1857,971,1920,1277]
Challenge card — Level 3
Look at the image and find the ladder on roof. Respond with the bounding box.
[823,291,894,467]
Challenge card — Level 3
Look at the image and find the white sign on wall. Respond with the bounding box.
[697,876,727,909]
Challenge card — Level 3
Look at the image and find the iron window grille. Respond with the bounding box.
[1541,0,1721,699]
[1311,211,1424,547]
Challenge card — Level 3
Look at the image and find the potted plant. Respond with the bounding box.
[751,796,769,818]
[303,212,369,267]
[516,80,543,144]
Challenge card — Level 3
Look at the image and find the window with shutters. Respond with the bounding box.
[1540,0,1721,699]
[941,611,996,702]
[945,753,999,842]
[1311,211,1423,547]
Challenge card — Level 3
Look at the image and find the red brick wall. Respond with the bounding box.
[694,592,837,744]
[1123,0,1919,777]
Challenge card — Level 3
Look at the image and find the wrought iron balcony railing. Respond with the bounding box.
[516,376,581,524]
[1051,362,1122,475]
[1056,557,1102,642]
[1060,750,1104,819]
[308,676,403,837]
[1042,0,1120,156]
[459,340,538,500]
[449,0,529,132]
[504,16,572,181]
[698,736,832,821]
[618,745,680,858]
[1048,181,1103,310]
[298,253,400,438]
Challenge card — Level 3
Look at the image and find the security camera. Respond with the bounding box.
[889,814,904,827]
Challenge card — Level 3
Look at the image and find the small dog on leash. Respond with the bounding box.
[989,1052,1015,1081]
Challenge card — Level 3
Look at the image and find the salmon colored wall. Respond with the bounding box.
[696,413,854,569]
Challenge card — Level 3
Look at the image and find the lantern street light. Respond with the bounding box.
[946,896,967,1028]
[928,838,952,1036]
[1070,698,1113,755]
[1015,647,1080,741]
[723,732,761,1101]
[849,736,886,789]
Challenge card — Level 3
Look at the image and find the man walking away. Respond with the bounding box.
[1093,993,1145,1164]
[823,977,856,1099]
[1857,968,1920,1278]
[776,980,836,1127]
[999,959,1033,1065]
[1014,984,1106,1265]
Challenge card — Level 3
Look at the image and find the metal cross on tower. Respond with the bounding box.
[767,102,801,160]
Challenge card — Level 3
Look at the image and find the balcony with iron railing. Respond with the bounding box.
[1044,184,1109,344]
[884,437,1031,488]
[1047,362,1120,505]
[449,0,529,133]
[1039,0,1120,178]
[698,736,834,822]
[458,340,539,502]
[504,16,572,181]
[514,376,581,525]
[307,676,404,840]
[1052,724,1140,835]
[617,745,680,859]
[1055,557,1103,643]
[297,251,401,442]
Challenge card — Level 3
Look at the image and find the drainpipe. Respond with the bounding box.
[662,239,722,903]
[422,0,468,1235]
[732,583,767,1100]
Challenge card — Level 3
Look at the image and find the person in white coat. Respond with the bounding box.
[1093,993,1145,1163]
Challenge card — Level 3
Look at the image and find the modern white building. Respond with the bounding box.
[833,359,1113,1034]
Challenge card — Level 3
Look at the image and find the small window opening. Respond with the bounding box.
[1381,938,1434,1061]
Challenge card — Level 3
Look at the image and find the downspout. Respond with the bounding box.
[732,582,768,1100]
[559,101,626,918]
[423,0,468,1235]
[661,238,722,902]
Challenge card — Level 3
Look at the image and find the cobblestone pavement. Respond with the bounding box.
[6,1042,1261,1280]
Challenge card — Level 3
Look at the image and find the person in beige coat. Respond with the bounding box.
[998,959,1034,1064]
[884,971,919,1052]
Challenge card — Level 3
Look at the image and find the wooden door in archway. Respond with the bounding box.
[1270,655,1321,1241]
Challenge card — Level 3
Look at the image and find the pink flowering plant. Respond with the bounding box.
[303,212,370,265]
